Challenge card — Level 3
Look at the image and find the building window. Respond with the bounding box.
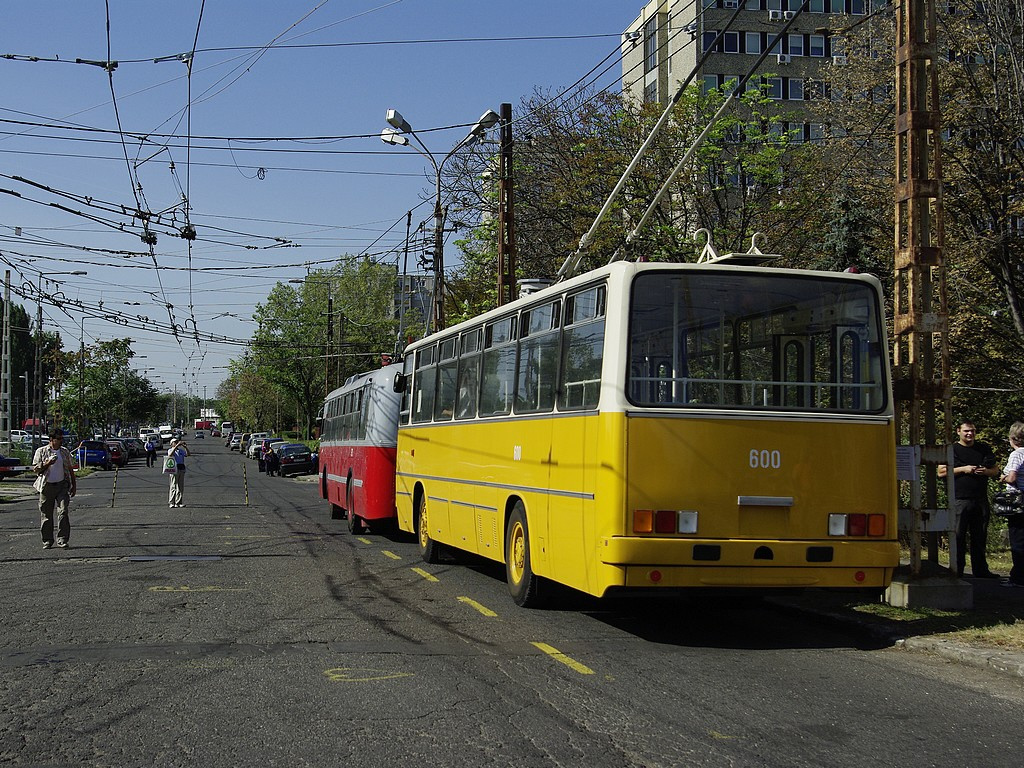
[702,74,720,94]
[723,32,740,54]
[809,34,826,57]
[788,78,804,100]
[809,123,825,142]
[788,34,804,56]
[703,31,719,53]
[745,0,761,9]
[829,0,844,12]
[644,16,659,74]
[644,81,658,103]
[745,32,762,54]
[809,0,825,10]
[850,0,865,12]
[767,0,782,9]
[766,77,783,99]
[770,36,782,55]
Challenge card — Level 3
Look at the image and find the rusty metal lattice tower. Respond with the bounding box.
[893,0,952,575]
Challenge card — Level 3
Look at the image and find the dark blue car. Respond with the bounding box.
[74,440,111,470]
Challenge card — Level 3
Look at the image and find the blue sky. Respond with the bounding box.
[0,0,639,395]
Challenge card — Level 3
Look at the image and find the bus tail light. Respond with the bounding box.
[654,510,676,533]
[634,510,653,533]
[828,513,888,537]
[634,510,699,534]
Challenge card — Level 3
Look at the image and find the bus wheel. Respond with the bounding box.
[417,495,442,564]
[348,495,364,532]
[506,502,543,608]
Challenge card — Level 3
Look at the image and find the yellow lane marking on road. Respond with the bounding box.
[531,642,595,675]
[324,667,415,683]
[457,596,497,617]
[381,550,401,560]
[412,567,439,582]
[148,586,247,593]
[357,537,372,545]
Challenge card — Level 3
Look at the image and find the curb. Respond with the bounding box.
[770,597,1024,680]
[897,636,1024,678]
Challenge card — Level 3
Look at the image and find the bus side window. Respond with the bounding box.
[480,317,516,417]
[433,336,459,421]
[456,328,482,420]
[516,300,560,413]
[560,285,606,411]
[412,344,437,423]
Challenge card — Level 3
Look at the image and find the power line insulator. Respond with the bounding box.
[140,230,157,246]
[180,224,197,241]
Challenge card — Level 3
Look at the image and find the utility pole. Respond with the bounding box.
[326,289,333,397]
[2,270,10,444]
[890,0,959,605]
[496,102,518,306]
[34,290,42,447]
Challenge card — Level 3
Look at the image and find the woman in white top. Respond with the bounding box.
[997,421,1024,587]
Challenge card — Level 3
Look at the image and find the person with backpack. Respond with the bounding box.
[145,437,157,468]
[166,439,190,508]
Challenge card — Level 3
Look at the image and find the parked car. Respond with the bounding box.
[73,440,111,470]
[211,429,221,437]
[140,428,162,448]
[0,453,25,481]
[274,443,314,476]
[122,437,146,458]
[228,433,244,451]
[9,429,31,444]
[246,433,273,459]
[106,440,129,467]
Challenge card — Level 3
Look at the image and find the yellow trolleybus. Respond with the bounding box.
[395,260,899,606]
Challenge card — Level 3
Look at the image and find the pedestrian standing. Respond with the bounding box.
[167,439,190,508]
[998,421,1024,588]
[145,437,157,468]
[939,420,1001,578]
[31,428,78,549]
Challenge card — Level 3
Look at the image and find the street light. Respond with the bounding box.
[381,108,499,332]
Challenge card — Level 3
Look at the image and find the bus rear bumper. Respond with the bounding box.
[600,536,898,589]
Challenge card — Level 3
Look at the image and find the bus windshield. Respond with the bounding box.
[628,270,888,414]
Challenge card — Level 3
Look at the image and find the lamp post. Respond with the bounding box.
[33,270,87,445]
[381,108,499,332]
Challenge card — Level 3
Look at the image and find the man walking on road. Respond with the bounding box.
[940,420,1001,578]
[31,428,78,549]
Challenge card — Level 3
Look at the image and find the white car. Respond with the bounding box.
[10,429,31,444]
[140,428,162,448]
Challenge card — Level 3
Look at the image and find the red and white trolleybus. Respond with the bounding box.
[317,363,403,533]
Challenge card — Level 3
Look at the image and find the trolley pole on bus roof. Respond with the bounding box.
[888,0,966,609]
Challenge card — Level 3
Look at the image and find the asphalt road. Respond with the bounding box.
[1,441,1022,767]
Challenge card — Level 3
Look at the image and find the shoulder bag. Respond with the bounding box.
[992,488,1024,517]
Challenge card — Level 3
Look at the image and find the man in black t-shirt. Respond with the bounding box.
[940,421,1000,578]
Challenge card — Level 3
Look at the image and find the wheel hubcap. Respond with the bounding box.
[418,503,429,549]
[510,522,525,583]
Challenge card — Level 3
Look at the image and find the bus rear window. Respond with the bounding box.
[628,271,887,413]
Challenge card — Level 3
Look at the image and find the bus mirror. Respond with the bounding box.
[393,373,407,393]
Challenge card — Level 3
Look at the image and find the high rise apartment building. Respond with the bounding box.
[622,1,876,139]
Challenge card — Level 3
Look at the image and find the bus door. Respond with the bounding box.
[546,286,605,590]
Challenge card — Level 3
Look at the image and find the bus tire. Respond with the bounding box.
[505,502,543,608]
[347,493,364,535]
[416,495,443,564]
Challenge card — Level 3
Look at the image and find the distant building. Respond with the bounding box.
[622,1,875,142]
